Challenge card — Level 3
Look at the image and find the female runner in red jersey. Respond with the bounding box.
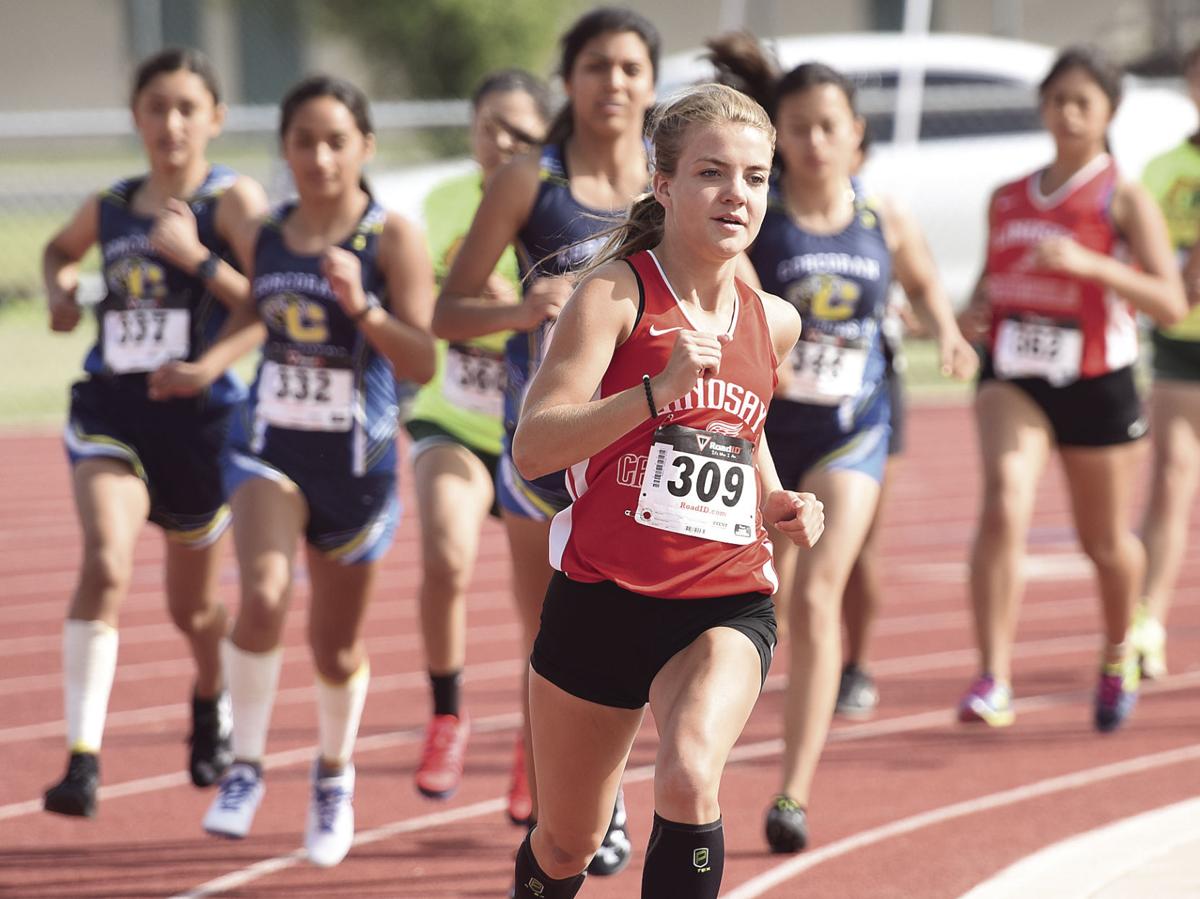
[957,47,1185,733]
[508,83,824,899]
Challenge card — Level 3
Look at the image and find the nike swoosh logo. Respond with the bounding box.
[648,325,685,336]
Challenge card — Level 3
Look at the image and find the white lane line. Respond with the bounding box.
[0,654,522,745]
[0,618,519,700]
[0,709,523,824]
[163,674,1200,898]
[722,744,1200,899]
[959,796,1200,899]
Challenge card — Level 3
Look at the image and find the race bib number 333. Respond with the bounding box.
[258,360,355,432]
[102,308,189,373]
[635,424,758,545]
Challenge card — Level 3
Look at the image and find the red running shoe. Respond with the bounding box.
[507,735,533,825]
[415,713,470,799]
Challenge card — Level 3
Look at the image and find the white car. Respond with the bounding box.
[657,32,1196,303]
[376,33,1195,304]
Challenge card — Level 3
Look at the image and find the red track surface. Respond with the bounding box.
[1,403,1196,898]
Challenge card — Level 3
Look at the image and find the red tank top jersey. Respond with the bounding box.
[985,154,1137,381]
[548,249,781,599]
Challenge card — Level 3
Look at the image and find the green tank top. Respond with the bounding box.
[409,171,516,453]
[1143,140,1200,341]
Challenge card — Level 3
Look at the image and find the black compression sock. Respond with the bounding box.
[513,831,585,898]
[429,670,462,718]
[641,813,724,899]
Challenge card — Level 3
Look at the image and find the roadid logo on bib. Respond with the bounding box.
[635,423,757,545]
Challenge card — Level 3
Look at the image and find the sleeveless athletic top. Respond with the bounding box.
[507,143,626,433]
[750,182,892,428]
[1142,140,1200,342]
[409,171,515,454]
[243,198,398,477]
[549,250,780,600]
[87,164,245,406]
[985,154,1136,384]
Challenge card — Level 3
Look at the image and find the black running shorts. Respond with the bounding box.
[530,572,777,710]
[978,356,1146,448]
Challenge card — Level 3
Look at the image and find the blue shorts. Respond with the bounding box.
[65,377,232,547]
[222,445,399,565]
[766,382,892,489]
[496,443,571,521]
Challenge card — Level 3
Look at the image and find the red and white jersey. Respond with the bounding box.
[549,249,780,599]
[985,154,1137,383]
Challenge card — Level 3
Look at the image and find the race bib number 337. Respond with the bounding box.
[635,424,758,545]
[102,308,189,373]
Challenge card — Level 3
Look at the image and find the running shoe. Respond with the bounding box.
[305,761,355,867]
[1131,606,1167,680]
[956,674,1015,727]
[764,794,808,853]
[43,751,99,818]
[203,762,265,839]
[1095,656,1139,733]
[835,663,879,718]
[189,690,233,787]
[507,735,533,826]
[415,713,470,799]
[587,789,632,876]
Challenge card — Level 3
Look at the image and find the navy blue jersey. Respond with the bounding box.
[750,183,892,431]
[85,164,245,406]
[236,199,398,478]
[505,144,627,433]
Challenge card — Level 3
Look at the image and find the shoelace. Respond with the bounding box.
[420,720,464,767]
[314,784,350,832]
[217,773,258,811]
[1096,673,1125,708]
[65,756,96,783]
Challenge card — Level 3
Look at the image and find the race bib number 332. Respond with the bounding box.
[635,424,758,545]
[258,360,355,432]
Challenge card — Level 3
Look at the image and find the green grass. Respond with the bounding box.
[0,298,966,429]
[0,298,260,428]
[900,338,974,404]
[0,299,93,426]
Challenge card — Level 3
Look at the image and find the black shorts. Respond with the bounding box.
[64,376,232,545]
[1152,331,1200,383]
[885,361,905,456]
[405,418,501,518]
[530,572,777,710]
[978,355,1146,447]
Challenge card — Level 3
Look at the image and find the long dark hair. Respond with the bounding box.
[1039,45,1123,113]
[575,83,774,280]
[543,6,661,146]
[131,47,221,106]
[279,75,374,140]
[706,32,859,122]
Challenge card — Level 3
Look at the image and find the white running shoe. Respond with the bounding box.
[203,762,265,839]
[305,761,355,867]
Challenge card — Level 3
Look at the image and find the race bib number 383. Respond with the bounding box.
[993,317,1082,385]
[102,308,189,373]
[634,424,758,545]
[258,360,355,432]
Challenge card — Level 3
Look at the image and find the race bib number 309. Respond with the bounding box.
[258,360,355,432]
[635,424,758,545]
[102,308,189,373]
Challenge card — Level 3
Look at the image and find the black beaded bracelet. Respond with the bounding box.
[642,374,658,419]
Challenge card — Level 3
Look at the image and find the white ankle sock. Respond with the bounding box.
[63,619,119,753]
[223,640,283,762]
[316,661,370,767]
